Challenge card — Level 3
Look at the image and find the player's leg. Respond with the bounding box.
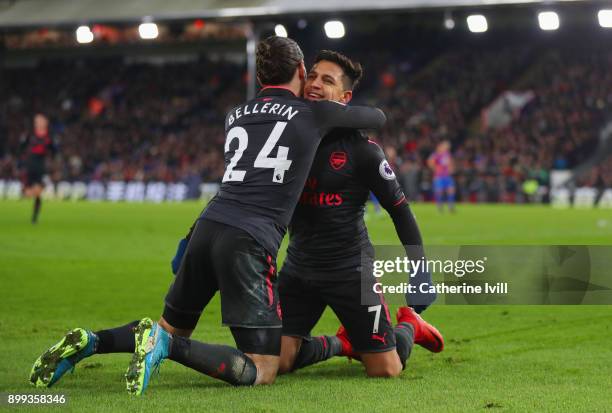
[279,336,302,373]
[29,320,142,388]
[232,327,281,384]
[336,306,444,377]
[361,351,402,377]
[277,271,304,373]
[433,177,444,212]
[125,219,220,394]
[23,169,35,198]
[26,159,45,223]
[277,271,331,373]
[31,184,43,223]
[125,220,284,394]
[396,306,444,353]
[29,328,98,388]
[328,277,409,377]
[446,177,456,213]
[209,224,284,384]
[282,334,345,373]
[279,269,342,373]
[356,317,417,378]
[30,225,199,389]
[160,225,283,385]
[155,319,267,386]
[244,353,277,384]
[31,281,199,389]
[128,316,263,389]
[94,320,144,354]
[359,316,418,377]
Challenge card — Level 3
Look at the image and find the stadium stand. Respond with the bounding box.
[2,37,611,202]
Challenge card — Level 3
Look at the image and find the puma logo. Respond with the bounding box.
[371,333,388,345]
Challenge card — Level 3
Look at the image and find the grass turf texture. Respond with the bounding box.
[1,200,611,412]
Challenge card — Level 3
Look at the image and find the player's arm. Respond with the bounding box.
[308,100,386,136]
[355,139,423,247]
[356,140,436,313]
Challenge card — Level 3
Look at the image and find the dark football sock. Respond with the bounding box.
[395,323,415,369]
[32,196,41,223]
[94,321,140,354]
[292,336,343,371]
[169,336,257,386]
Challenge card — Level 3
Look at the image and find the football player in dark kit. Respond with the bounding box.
[276,51,445,378]
[20,113,57,224]
[29,36,386,394]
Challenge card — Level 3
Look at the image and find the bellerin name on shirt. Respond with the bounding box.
[228,103,299,126]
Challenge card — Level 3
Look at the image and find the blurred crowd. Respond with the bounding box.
[1,57,242,187]
[576,160,612,189]
[371,46,612,202]
[1,44,611,202]
[3,21,247,50]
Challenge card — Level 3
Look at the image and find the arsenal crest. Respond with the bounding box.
[329,151,347,170]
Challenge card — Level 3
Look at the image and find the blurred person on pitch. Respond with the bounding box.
[19,113,58,224]
[427,140,456,213]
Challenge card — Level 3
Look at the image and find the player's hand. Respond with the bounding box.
[409,304,430,314]
[171,238,188,275]
[405,270,437,313]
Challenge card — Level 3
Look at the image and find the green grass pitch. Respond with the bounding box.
[1,200,611,412]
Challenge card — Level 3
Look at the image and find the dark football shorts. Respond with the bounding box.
[279,268,396,353]
[164,218,282,332]
[25,159,45,186]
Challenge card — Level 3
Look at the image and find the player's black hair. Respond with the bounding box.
[256,36,304,86]
[314,50,363,90]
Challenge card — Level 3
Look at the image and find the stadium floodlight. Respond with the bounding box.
[444,11,455,30]
[76,26,94,44]
[274,24,288,38]
[598,10,612,28]
[444,17,455,30]
[324,20,345,39]
[138,22,159,40]
[467,14,488,33]
[538,11,560,31]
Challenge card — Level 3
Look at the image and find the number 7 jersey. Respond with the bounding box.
[201,87,386,256]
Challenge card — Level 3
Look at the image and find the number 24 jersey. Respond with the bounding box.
[202,87,386,256]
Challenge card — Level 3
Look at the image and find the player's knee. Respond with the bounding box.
[278,357,294,374]
[252,360,277,385]
[277,350,297,374]
[365,361,402,378]
[366,367,401,378]
[278,336,300,375]
[228,354,259,386]
[256,372,277,385]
